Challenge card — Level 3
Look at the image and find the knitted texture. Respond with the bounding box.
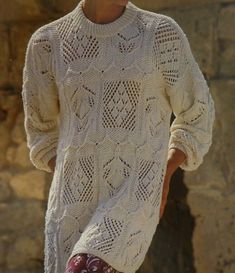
[21,1,215,273]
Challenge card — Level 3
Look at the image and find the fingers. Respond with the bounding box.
[159,179,170,219]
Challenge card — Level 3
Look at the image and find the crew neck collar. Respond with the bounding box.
[72,0,139,37]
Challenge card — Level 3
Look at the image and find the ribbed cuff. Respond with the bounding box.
[40,146,58,173]
[30,139,58,173]
[168,141,197,171]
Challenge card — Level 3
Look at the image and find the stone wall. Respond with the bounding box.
[0,1,234,273]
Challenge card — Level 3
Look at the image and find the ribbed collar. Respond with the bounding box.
[72,0,139,37]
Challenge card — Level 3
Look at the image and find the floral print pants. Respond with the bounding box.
[65,253,121,273]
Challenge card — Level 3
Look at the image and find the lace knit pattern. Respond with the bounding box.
[21,1,215,273]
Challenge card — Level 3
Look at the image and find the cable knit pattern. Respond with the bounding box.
[21,1,215,273]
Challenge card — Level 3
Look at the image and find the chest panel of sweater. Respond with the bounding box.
[61,60,153,149]
[56,18,100,65]
[55,14,148,71]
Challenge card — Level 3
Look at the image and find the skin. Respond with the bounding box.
[81,0,129,25]
[48,0,187,222]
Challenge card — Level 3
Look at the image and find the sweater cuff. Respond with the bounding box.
[168,141,198,171]
[29,137,58,173]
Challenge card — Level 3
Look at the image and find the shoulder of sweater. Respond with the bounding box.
[27,6,187,46]
[134,7,186,40]
[28,10,74,45]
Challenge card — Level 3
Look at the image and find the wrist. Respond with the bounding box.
[48,155,57,172]
[167,147,187,174]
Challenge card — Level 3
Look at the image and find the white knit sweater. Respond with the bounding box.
[22,1,215,273]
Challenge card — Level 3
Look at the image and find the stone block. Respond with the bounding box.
[9,170,46,200]
[0,235,9,266]
[132,0,221,11]
[0,179,12,202]
[6,233,43,269]
[219,40,235,77]
[6,142,31,168]
[0,25,9,87]
[44,0,79,13]
[15,142,32,167]
[210,80,235,189]
[0,200,45,231]
[0,124,10,169]
[0,0,47,22]
[218,5,235,40]
[11,112,26,144]
[187,192,235,273]
[0,90,22,168]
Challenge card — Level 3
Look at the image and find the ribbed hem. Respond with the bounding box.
[72,0,139,37]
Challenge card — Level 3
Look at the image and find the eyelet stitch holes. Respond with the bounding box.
[44,211,57,273]
[180,80,209,128]
[102,78,141,132]
[181,98,207,125]
[110,20,145,68]
[56,19,100,65]
[32,35,55,87]
[73,91,95,129]
[118,146,165,269]
[145,95,167,151]
[123,225,146,269]
[61,146,96,208]
[60,142,99,248]
[57,208,83,271]
[100,139,135,201]
[62,67,100,148]
[131,143,165,220]
[121,194,158,270]
[182,78,210,126]
[111,21,143,52]
[46,155,65,219]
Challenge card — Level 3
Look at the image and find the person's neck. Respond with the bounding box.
[82,0,126,24]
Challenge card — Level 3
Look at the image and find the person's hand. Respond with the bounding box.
[48,155,57,173]
[159,168,173,219]
[159,147,187,219]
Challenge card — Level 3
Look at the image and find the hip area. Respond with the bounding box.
[54,138,168,210]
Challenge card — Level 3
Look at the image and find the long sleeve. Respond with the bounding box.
[21,28,60,173]
[156,16,215,171]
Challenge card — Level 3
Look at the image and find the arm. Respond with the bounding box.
[48,155,57,173]
[21,28,60,173]
[157,15,216,172]
[155,16,215,218]
[159,147,186,219]
[167,147,187,176]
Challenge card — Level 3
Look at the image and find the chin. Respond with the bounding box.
[111,0,129,6]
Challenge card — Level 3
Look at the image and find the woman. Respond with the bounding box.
[21,0,215,273]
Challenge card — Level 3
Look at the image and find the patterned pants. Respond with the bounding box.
[65,253,121,273]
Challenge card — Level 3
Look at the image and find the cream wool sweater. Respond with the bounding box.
[22,1,215,273]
